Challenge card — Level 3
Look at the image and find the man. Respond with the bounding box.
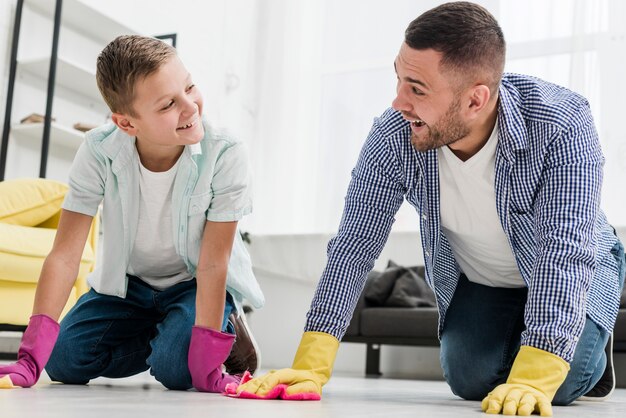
[232,2,624,416]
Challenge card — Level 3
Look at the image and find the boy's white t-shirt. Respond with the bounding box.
[437,122,525,288]
[127,154,193,290]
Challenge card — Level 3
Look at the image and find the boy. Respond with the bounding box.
[0,35,264,392]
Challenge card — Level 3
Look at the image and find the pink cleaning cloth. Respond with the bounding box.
[224,371,321,400]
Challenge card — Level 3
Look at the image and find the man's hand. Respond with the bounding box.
[481,346,570,416]
[0,315,59,389]
[226,331,339,400]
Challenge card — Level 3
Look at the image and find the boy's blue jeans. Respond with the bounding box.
[440,240,625,405]
[46,276,235,390]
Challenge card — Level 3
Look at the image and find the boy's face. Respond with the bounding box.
[112,56,204,149]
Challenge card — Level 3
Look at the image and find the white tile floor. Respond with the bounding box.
[1,369,626,418]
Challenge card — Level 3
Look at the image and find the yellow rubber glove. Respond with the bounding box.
[234,331,339,400]
[482,346,570,417]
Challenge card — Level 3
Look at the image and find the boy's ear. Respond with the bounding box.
[111,113,137,135]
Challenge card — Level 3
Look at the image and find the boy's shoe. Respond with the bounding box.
[224,312,260,376]
[579,333,615,401]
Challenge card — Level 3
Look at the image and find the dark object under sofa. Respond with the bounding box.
[343,262,626,376]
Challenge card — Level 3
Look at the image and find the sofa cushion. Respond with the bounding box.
[360,307,439,338]
[364,260,435,308]
[0,223,94,284]
[363,269,392,306]
[0,280,77,326]
[386,263,435,308]
[0,178,67,226]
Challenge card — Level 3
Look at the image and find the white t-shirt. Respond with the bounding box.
[437,122,525,288]
[127,154,193,290]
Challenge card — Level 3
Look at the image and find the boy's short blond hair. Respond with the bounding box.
[96,35,177,116]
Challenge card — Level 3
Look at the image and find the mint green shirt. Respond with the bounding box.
[63,117,264,310]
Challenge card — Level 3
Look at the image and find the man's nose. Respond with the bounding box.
[391,87,410,113]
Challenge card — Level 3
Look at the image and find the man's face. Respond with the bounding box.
[117,55,205,149]
[392,43,470,152]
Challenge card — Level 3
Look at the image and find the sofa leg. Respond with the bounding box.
[365,343,382,377]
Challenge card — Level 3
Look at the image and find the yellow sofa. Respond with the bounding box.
[0,178,98,327]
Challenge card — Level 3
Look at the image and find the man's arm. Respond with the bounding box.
[525,113,604,360]
[483,105,604,416]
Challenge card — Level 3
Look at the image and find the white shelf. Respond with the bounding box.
[11,122,85,151]
[27,0,137,43]
[19,56,102,102]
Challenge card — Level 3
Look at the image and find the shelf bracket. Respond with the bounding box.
[39,0,64,179]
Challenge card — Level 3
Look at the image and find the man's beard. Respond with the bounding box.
[410,98,470,152]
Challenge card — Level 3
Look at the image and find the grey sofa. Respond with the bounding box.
[343,263,626,376]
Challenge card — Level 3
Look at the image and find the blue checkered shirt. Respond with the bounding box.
[305,73,622,362]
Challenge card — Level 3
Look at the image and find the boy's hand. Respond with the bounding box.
[188,326,240,392]
[0,314,59,388]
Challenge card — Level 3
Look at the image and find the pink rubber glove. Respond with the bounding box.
[188,326,241,393]
[0,314,60,389]
[224,371,319,400]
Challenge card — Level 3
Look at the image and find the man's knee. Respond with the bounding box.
[441,348,507,400]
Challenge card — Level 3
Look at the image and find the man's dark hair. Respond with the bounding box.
[405,1,505,94]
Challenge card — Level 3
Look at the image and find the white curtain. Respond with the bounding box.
[240,0,626,234]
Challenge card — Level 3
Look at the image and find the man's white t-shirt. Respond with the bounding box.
[437,122,525,288]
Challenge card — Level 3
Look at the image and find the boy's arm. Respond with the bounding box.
[187,220,241,392]
[33,209,95,319]
[194,220,238,329]
[0,209,93,388]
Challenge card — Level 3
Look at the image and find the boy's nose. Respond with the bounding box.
[181,97,197,116]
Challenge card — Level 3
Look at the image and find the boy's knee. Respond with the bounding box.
[46,342,89,385]
[149,349,191,390]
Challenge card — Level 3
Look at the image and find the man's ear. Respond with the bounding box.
[466,84,491,118]
[111,113,137,135]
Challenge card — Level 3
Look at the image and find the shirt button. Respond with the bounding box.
[425,251,431,257]
[192,205,198,212]
[422,214,427,220]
